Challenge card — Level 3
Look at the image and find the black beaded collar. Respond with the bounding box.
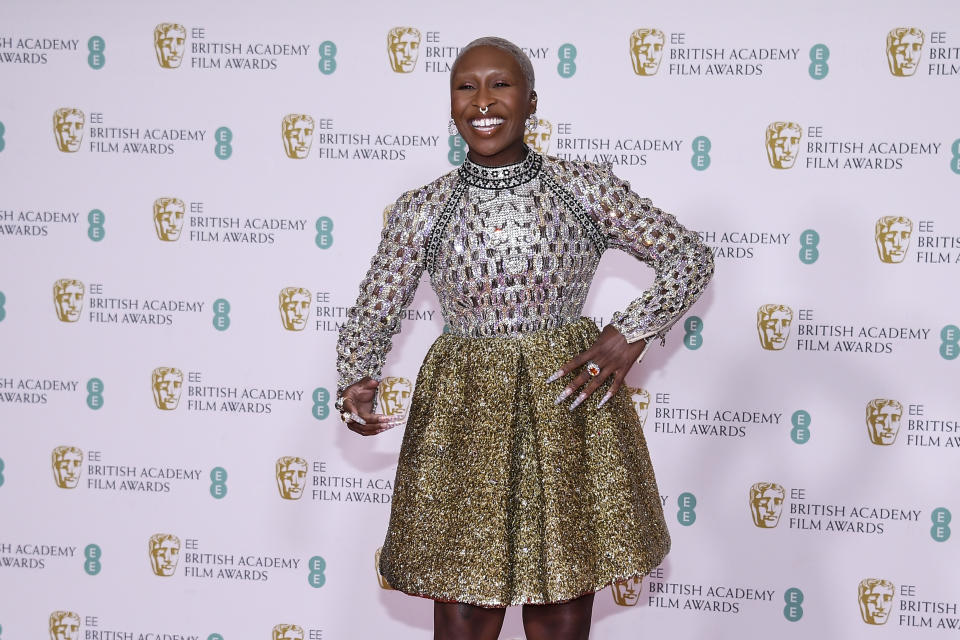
[458,147,542,189]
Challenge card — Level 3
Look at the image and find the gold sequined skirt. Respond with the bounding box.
[379,317,670,607]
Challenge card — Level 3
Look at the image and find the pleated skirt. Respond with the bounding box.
[379,317,670,607]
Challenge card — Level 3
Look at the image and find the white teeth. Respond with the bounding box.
[470,117,504,128]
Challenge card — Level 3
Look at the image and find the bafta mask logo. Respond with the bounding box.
[387,27,421,73]
[627,387,651,429]
[757,304,793,351]
[629,29,665,76]
[611,576,644,606]
[273,624,304,640]
[282,114,315,159]
[276,456,308,500]
[374,547,394,589]
[866,399,903,446]
[279,287,311,331]
[749,482,785,528]
[52,446,83,489]
[523,118,553,154]
[151,367,184,410]
[53,279,85,322]
[886,28,924,77]
[875,216,913,264]
[378,376,413,417]
[858,578,895,625]
[49,610,81,640]
[148,533,181,576]
[153,197,186,241]
[154,23,187,69]
[53,108,85,153]
[765,122,802,169]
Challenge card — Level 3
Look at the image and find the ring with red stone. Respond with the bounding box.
[586,361,601,377]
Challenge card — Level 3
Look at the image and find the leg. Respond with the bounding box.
[434,601,506,640]
[522,592,595,640]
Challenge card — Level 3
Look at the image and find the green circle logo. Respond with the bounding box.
[940,325,959,360]
[691,136,711,171]
[0,121,6,152]
[0,291,6,322]
[214,126,233,159]
[84,543,102,575]
[88,209,106,242]
[312,387,330,420]
[448,134,466,166]
[318,41,337,74]
[212,298,231,331]
[677,492,697,526]
[931,507,951,542]
[308,555,327,587]
[87,36,106,69]
[86,377,104,410]
[783,587,804,621]
[950,139,960,175]
[210,466,228,499]
[0,457,5,487]
[557,43,577,78]
[683,316,703,350]
[798,229,819,264]
[791,409,811,444]
[808,44,829,79]
[315,216,333,249]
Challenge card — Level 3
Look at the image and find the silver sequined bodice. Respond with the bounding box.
[336,149,714,390]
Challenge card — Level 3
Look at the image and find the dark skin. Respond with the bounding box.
[341,45,646,639]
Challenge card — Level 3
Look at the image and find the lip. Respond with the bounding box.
[468,116,505,133]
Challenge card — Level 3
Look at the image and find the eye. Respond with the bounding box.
[494,81,510,87]
[457,82,475,90]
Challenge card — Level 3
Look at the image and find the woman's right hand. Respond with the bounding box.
[340,377,404,436]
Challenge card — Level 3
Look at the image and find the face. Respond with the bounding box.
[50,614,80,640]
[156,26,186,68]
[54,449,83,488]
[868,402,902,445]
[150,537,180,575]
[860,584,894,624]
[54,111,84,152]
[388,29,421,73]
[280,290,311,330]
[155,199,185,240]
[759,308,792,350]
[379,378,412,416]
[889,32,922,75]
[612,576,643,606]
[55,282,84,322]
[767,127,801,168]
[751,488,784,527]
[631,31,665,75]
[153,370,183,409]
[278,461,307,498]
[451,45,536,167]
[282,116,314,159]
[877,221,911,263]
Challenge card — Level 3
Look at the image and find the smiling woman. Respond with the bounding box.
[335,36,714,640]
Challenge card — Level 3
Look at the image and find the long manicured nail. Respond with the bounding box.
[350,412,367,425]
[554,388,573,405]
[597,391,613,408]
[546,370,564,384]
[569,393,587,410]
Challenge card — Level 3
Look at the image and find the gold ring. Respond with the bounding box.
[586,361,601,377]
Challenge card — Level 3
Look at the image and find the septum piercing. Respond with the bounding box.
[479,106,489,114]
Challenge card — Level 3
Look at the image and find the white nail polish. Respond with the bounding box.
[554,388,573,405]
[569,393,587,410]
[546,370,563,383]
[597,391,613,408]
[351,413,367,425]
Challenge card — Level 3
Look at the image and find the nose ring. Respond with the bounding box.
[479,106,489,115]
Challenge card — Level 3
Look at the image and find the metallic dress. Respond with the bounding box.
[336,148,714,607]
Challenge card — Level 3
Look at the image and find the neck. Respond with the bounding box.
[466,140,529,167]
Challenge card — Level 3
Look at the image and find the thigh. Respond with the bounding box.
[434,601,506,640]
[522,592,595,640]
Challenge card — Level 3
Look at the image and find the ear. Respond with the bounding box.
[529,91,538,115]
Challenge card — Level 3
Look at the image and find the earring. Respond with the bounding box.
[525,114,538,132]
[448,119,459,135]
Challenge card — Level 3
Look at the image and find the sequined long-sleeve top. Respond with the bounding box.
[336,149,714,391]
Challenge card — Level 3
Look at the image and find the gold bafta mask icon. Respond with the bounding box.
[387,27,421,73]
[148,533,181,576]
[757,304,793,351]
[378,376,412,417]
[53,108,85,153]
[273,624,304,640]
[627,387,651,429]
[49,610,81,640]
[866,399,903,446]
[281,114,315,159]
[279,287,311,331]
[53,279,85,322]
[52,446,83,489]
[629,29,665,76]
[765,122,802,169]
[276,456,308,500]
[858,578,895,625]
[749,482,785,528]
[154,23,187,68]
[374,547,394,589]
[875,216,913,264]
[611,576,644,606]
[886,28,924,77]
[151,367,184,410]
[523,118,553,154]
[153,197,186,241]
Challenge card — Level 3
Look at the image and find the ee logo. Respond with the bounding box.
[212,298,231,331]
[315,216,333,249]
[86,378,104,410]
[683,316,703,350]
[88,36,105,69]
[88,209,105,242]
[691,136,711,171]
[783,587,804,621]
[677,492,697,526]
[798,229,819,264]
[940,325,959,360]
[214,126,233,159]
[312,387,330,420]
[951,139,960,175]
[308,555,326,588]
[557,43,576,78]
[318,41,337,74]
[931,507,951,542]
[808,44,829,79]
[448,134,466,166]
[84,543,102,575]
[210,467,228,499]
[791,410,811,444]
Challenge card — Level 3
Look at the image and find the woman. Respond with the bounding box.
[336,37,714,639]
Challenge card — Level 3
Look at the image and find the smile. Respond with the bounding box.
[469,117,505,132]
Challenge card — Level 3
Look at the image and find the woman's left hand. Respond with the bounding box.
[547,325,649,410]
